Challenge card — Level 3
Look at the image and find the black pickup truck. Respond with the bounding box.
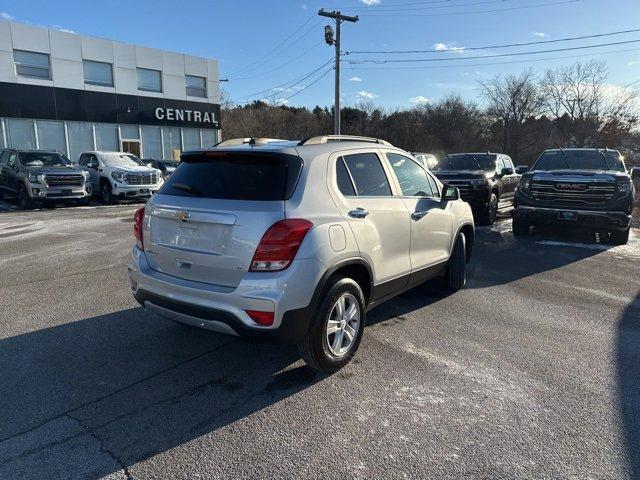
[432,152,524,225]
[512,148,635,245]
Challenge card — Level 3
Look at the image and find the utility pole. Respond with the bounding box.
[319,9,358,135]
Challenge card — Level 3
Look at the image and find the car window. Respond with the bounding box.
[505,157,515,170]
[79,154,89,166]
[0,151,8,164]
[426,173,440,197]
[7,153,17,169]
[387,153,434,197]
[336,158,356,196]
[341,152,392,197]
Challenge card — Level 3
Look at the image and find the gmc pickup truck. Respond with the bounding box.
[512,148,634,245]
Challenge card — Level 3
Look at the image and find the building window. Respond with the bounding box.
[14,50,51,79]
[186,75,206,97]
[137,68,162,93]
[83,60,114,87]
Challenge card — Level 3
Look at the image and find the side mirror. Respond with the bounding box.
[499,167,513,176]
[515,165,528,175]
[631,167,640,180]
[146,162,153,168]
[442,184,460,202]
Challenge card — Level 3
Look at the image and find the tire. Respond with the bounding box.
[477,193,498,226]
[443,232,466,291]
[608,228,630,246]
[100,181,115,204]
[512,217,529,237]
[298,277,366,373]
[78,197,91,207]
[17,183,34,210]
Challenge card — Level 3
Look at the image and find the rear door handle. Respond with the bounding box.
[411,211,427,220]
[348,208,369,219]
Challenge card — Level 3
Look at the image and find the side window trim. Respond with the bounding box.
[338,156,358,196]
[341,151,394,198]
[426,171,440,198]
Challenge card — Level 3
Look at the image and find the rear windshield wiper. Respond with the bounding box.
[171,183,202,196]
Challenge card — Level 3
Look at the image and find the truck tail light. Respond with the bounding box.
[249,219,313,272]
[133,207,145,250]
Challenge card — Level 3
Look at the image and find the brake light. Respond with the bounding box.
[245,310,274,326]
[133,207,145,250]
[249,218,313,271]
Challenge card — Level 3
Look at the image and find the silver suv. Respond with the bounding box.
[128,136,474,371]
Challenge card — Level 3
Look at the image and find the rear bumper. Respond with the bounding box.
[127,247,324,343]
[513,206,631,231]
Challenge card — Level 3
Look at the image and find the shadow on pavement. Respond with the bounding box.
[0,308,322,478]
[616,290,640,479]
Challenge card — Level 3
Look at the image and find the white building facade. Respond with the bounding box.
[0,21,221,161]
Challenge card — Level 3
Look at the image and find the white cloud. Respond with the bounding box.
[433,42,465,53]
[409,96,429,104]
[275,98,289,105]
[301,3,308,9]
[356,90,377,99]
[53,25,75,33]
[349,76,362,82]
[361,0,381,5]
[0,12,13,20]
[532,32,547,38]
[628,57,639,66]
[273,87,291,92]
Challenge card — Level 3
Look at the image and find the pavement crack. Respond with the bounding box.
[65,413,134,480]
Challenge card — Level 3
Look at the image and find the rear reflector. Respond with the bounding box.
[249,218,313,271]
[133,207,145,250]
[246,310,274,326]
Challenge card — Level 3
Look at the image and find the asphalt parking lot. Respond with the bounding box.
[0,205,639,479]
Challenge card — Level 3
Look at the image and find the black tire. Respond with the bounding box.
[443,232,466,291]
[17,183,34,210]
[477,193,498,226]
[298,277,366,373]
[608,228,630,246]
[100,181,115,204]
[512,217,530,237]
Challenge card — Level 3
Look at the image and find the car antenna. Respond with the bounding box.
[553,141,569,168]
[232,101,255,146]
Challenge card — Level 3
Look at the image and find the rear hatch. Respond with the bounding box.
[144,150,302,288]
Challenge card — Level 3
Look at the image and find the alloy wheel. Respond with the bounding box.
[326,292,361,357]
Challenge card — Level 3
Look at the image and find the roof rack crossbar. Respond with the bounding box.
[298,135,393,147]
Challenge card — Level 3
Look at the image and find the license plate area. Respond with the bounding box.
[139,189,150,194]
[61,189,72,196]
[558,210,578,221]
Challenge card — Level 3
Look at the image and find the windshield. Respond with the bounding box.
[19,152,72,168]
[433,154,496,171]
[600,150,626,172]
[533,150,624,171]
[102,153,145,167]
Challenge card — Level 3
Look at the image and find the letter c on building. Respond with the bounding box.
[155,107,165,120]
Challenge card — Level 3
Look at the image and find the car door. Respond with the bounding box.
[83,154,101,189]
[0,150,8,192]
[384,152,453,281]
[332,150,412,299]
[503,156,519,200]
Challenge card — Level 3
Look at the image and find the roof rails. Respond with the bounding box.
[298,135,393,146]
[215,138,287,147]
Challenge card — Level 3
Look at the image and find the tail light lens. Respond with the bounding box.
[249,218,313,271]
[245,310,274,326]
[133,207,145,250]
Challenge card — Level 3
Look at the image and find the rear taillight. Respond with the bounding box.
[245,310,274,326]
[249,218,313,272]
[133,207,145,250]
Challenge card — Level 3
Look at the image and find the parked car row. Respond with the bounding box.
[0,148,178,209]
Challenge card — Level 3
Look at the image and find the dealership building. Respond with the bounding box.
[0,21,221,161]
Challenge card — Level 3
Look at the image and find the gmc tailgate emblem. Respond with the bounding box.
[175,210,191,222]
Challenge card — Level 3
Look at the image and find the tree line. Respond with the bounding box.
[221,60,640,166]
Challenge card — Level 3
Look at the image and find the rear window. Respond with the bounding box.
[159,152,303,200]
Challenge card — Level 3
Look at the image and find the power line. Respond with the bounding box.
[346,46,640,71]
[226,14,319,77]
[342,0,512,12]
[348,38,640,64]
[356,0,580,17]
[230,58,334,103]
[336,0,485,9]
[346,28,640,55]
[231,41,324,81]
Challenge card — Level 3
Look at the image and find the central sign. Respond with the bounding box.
[155,107,218,126]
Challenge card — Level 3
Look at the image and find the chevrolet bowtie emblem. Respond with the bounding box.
[175,210,191,222]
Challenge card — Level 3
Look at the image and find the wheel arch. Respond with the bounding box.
[453,222,475,263]
[311,258,374,309]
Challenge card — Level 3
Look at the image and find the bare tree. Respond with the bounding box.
[479,70,544,159]
[540,60,639,147]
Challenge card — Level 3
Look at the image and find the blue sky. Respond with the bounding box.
[2,0,639,109]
